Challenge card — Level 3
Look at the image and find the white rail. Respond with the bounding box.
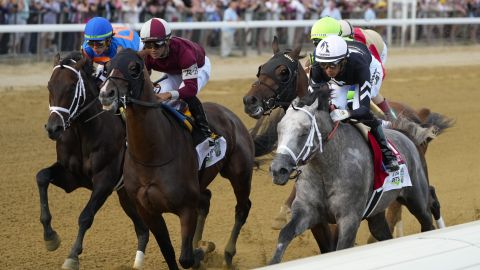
[257,221,480,270]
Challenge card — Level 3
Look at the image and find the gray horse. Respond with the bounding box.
[269,86,437,264]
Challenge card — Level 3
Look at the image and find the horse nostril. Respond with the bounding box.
[279,168,289,175]
[107,89,115,98]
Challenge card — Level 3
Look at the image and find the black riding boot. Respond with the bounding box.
[185,96,215,145]
[370,123,400,172]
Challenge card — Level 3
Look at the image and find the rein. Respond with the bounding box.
[49,61,101,130]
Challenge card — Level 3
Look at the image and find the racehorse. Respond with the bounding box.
[269,86,438,264]
[38,52,149,270]
[243,37,453,236]
[98,49,254,269]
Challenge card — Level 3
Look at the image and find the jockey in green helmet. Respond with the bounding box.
[310,17,342,47]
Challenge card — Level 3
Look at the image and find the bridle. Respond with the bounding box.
[253,51,301,114]
[49,59,100,130]
[276,104,340,180]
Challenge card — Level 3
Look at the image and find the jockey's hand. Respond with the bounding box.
[330,109,350,122]
[155,92,172,102]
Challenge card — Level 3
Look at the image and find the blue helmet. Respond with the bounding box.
[84,17,113,41]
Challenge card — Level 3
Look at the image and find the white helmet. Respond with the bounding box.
[339,20,353,38]
[140,18,172,42]
[315,35,349,63]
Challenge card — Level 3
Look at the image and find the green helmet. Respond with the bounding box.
[310,17,341,41]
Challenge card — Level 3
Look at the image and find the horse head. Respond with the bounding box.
[46,52,96,140]
[270,84,332,185]
[243,36,308,119]
[99,49,151,112]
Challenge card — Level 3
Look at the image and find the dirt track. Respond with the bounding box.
[0,46,479,269]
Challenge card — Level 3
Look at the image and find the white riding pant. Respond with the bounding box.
[330,57,384,110]
[158,56,211,94]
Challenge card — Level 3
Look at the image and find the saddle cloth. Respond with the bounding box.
[362,132,412,219]
[161,102,227,170]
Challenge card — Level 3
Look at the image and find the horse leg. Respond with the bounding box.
[310,222,335,253]
[223,171,252,268]
[366,211,393,241]
[429,185,445,228]
[269,206,314,265]
[271,186,295,230]
[62,178,116,270]
[404,199,435,232]
[116,187,150,269]
[136,206,178,270]
[36,163,65,252]
[193,189,211,248]
[178,208,203,269]
[335,217,361,250]
[367,201,403,243]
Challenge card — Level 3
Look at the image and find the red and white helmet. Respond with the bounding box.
[140,18,172,42]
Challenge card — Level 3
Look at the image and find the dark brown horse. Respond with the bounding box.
[242,37,453,247]
[98,49,254,269]
[38,51,149,270]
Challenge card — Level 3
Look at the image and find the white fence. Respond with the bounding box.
[258,221,480,270]
[1,17,480,46]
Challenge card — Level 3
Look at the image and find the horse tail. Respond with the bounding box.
[392,116,437,146]
[249,108,285,157]
[422,110,455,137]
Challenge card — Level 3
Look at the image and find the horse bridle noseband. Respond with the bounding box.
[254,51,300,114]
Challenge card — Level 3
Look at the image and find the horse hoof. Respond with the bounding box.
[45,231,61,251]
[224,251,234,268]
[62,258,79,270]
[198,240,216,254]
[192,248,205,269]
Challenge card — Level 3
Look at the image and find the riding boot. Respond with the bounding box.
[185,96,216,146]
[376,98,397,121]
[370,124,400,172]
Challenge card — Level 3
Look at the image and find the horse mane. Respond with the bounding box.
[294,83,332,111]
[59,51,94,81]
[422,111,455,136]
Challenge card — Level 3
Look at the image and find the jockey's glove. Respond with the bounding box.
[330,109,350,122]
[95,64,107,82]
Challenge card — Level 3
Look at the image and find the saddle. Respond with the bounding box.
[161,101,227,171]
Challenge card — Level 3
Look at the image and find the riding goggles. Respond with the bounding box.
[319,59,343,69]
[144,40,167,49]
[87,40,107,49]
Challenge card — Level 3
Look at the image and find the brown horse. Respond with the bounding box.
[243,37,453,246]
[38,51,149,270]
[99,49,254,269]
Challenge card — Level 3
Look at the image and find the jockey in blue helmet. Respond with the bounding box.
[82,17,143,82]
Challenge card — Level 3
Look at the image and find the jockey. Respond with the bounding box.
[82,17,143,82]
[309,17,396,120]
[140,17,216,146]
[311,35,399,172]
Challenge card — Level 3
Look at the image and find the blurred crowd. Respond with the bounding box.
[0,0,479,56]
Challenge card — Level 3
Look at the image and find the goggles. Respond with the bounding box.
[144,40,167,49]
[312,38,322,47]
[319,59,343,69]
[87,40,107,49]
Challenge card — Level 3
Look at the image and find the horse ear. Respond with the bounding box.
[53,53,61,66]
[74,57,87,71]
[272,36,280,54]
[290,43,302,59]
[128,61,143,79]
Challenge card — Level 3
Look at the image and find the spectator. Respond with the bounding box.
[364,1,376,21]
[7,0,30,54]
[221,0,238,57]
[39,0,60,54]
[320,0,341,19]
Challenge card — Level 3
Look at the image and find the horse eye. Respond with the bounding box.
[280,69,290,82]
